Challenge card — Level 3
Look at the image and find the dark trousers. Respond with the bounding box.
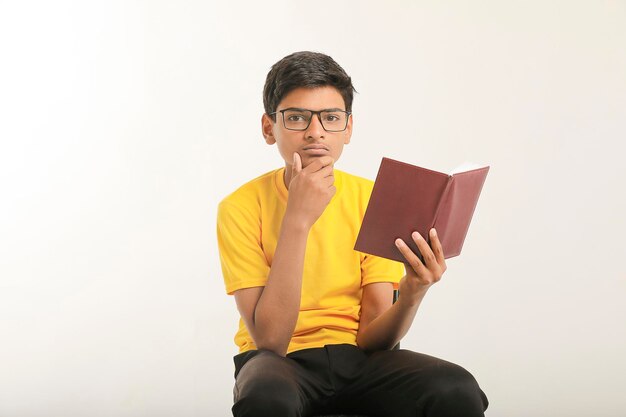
[232,344,488,417]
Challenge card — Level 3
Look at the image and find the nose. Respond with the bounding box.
[304,113,325,140]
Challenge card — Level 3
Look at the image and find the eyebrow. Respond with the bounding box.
[281,107,346,112]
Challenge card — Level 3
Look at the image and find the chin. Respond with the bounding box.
[301,154,327,166]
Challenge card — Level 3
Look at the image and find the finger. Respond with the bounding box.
[429,228,447,269]
[316,163,334,179]
[322,174,335,189]
[411,231,437,269]
[319,162,335,186]
[292,152,302,176]
[394,238,426,274]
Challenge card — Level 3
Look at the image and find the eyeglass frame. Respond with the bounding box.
[268,107,352,132]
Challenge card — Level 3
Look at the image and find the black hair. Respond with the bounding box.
[263,51,356,118]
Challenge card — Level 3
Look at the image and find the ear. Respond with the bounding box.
[343,113,353,145]
[261,113,276,145]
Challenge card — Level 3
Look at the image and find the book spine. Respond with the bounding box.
[429,175,454,239]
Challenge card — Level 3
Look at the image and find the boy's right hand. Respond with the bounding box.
[285,152,336,230]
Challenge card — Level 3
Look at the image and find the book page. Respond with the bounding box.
[449,162,488,175]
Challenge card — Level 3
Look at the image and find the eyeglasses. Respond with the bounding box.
[269,108,351,132]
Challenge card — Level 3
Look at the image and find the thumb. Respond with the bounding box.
[292,152,302,175]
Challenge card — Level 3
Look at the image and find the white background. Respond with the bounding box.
[1,1,625,416]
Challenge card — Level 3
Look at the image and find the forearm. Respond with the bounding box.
[251,214,309,355]
[356,285,428,352]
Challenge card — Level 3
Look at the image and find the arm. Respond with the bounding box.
[234,214,309,356]
[357,228,447,352]
[234,154,335,357]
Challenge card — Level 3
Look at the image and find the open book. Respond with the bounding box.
[354,157,489,263]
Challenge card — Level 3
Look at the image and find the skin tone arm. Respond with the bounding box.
[234,153,335,357]
[356,228,447,352]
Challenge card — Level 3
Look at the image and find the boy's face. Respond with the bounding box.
[262,86,352,170]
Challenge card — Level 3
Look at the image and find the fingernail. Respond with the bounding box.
[412,231,421,240]
[395,238,402,247]
[430,228,437,237]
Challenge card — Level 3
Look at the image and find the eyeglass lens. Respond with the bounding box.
[282,110,348,131]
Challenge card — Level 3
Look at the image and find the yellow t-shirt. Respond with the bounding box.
[217,167,404,354]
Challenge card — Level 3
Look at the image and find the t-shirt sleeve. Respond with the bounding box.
[360,253,405,288]
[217,200,270,294]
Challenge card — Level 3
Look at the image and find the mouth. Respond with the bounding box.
[302,145,329,151]
[302,145,330,156]
[301,146,330,156]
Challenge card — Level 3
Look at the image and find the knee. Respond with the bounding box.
[425,361,488,414]
[232,351,302,417]
[233,389,301,417]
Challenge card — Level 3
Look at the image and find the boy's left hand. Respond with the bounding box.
[395,228,447,304]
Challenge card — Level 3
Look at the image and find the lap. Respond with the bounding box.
[232,348,337,417]
[332,349,488,416]
[232,346,488,417]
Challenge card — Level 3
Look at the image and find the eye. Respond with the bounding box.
[323,113,341,122]
[287,114,306,122]
[285,111,309,123]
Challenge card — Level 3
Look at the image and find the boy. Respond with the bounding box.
[217,51,488,417]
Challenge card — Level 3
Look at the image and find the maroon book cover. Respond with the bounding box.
[354,158,489,263]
